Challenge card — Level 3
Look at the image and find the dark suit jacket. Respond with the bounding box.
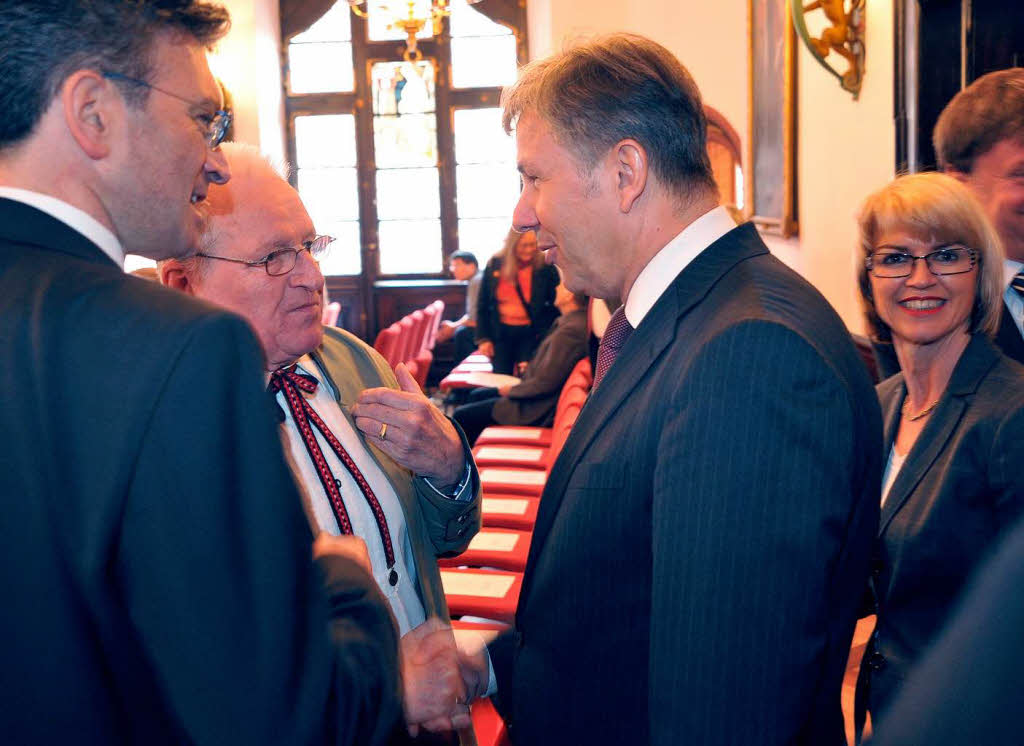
[874,301,1024,378]
[311,326,482,621]
[491,308,588,427]
[863,334,1024,718]
[0,198,401,745]
[872,516,1024,746]
[474,255,560,346]
[488,222,882,745]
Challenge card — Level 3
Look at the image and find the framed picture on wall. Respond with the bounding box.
[747,0,798,237]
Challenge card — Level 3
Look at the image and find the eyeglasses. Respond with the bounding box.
[102,71,232,150]
[196,235,336,276]
[865,245,979,278]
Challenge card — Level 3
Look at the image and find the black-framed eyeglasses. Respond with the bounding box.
[101,71,232,149]
[196,235,336,276]
[865,245,979,278]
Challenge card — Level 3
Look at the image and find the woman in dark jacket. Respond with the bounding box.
[854,173,1024,727]
[475,228,560,375]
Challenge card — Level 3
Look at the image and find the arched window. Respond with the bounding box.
[282,0,527,336]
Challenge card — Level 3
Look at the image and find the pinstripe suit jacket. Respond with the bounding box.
[489,222,882,745]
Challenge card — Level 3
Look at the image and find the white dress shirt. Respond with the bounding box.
[0,186,125,267]
[623,205,737,328]
[1003,259,1024,338]
[277,355,429,635]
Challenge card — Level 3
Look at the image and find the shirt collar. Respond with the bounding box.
[0,186,125,267]
[623,205,736,327]
[1004,258,1024,289]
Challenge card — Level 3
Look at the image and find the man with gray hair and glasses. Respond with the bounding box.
[0,2,406,743]
[160,142,481,739]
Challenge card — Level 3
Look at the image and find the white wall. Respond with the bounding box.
[526,0,896,332]
[209,0,286,164]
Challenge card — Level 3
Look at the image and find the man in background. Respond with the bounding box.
[438,249,482,362]
[876,67,1024,376]
[0,2,403,743]
[459,33,881,745]
[160,143,480,736]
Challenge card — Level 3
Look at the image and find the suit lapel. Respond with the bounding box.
[879,336,1000,535]
[520,223,770,597]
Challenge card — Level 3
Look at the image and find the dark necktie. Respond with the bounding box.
[1011,270,1024,300]
[269,366,399,586]
[594,307,633,390]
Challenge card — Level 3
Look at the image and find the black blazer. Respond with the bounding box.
[0,199,401,745]
[872,516,1024,746]
[874,301,1024,378]
[863,334,1024,718]
[474,255,559,345]
[492,308,588,427]
[488,222,882,745]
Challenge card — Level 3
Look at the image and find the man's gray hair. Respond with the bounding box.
[168,142,291,277]
[500,33,717,199]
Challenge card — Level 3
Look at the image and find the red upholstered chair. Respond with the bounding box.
[321,301,341,327]
[471,698,511,746]
[396,315,418,376]
[473,386,588,472]
[425,299,444,350]
[474,358,591,447]
[480,493,540,530]
[410,308,435,390]
[373,323,402,368]
[441,567,522,624]
[438,527,532,573]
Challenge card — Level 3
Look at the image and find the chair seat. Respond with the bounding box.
[439,528,533,572]
[472,444,549,469]
[479,467,547,496]
[475,425,554,447]
[441,568,522,624]
[480,494,540,530]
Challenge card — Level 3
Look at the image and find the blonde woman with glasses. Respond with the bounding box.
[854,172,1024,732]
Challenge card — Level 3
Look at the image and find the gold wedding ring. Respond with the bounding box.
[379,422,388,441]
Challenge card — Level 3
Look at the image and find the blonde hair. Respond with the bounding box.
[499,229,542,283]
[855,172,1005,342]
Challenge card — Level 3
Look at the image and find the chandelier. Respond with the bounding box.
[347,0,483,61]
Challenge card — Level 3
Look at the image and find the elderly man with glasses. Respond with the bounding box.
[160,143,481,738]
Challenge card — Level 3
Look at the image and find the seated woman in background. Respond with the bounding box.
[475,229,560,375]
[455,285,588,445]
[854,172,1024,728]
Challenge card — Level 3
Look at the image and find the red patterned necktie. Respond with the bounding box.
[593,307,633,390]
[269,365,399,586]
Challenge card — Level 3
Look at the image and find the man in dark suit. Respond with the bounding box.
[457,34,882,745]
[875,68,1024,376]
[0,2,403,743]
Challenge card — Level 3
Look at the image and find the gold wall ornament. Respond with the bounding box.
[793,0,866,99]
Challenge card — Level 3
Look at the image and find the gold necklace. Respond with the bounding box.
[902,398,940,422]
